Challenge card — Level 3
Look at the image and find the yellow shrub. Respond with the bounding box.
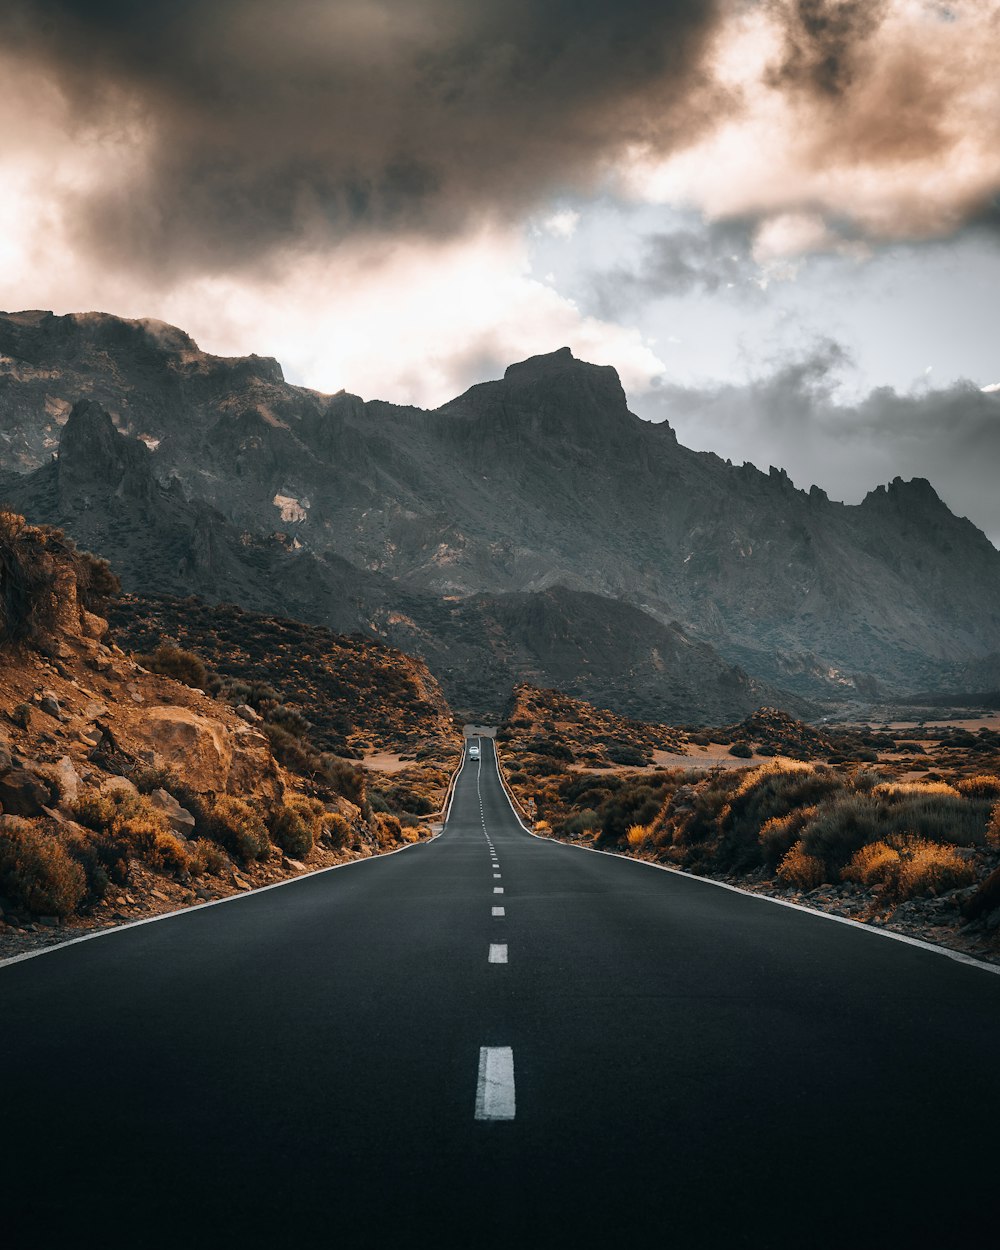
[956,775,1000,800]
[534,820,551,832]
[895,839,974,900]
[323,811,352,849]
[846,835,975,900]
[146,831,192,876]
[733,758,814,802]
[776,840,826,890]
[626,823,648,849]
[843,840,900,889]
[372,811,403,847]
[873,781,960,799]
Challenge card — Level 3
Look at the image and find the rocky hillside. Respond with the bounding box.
[3,309,999,706]
[2,396,782,723]
[109,593,456,757]
[0,513,457,951]
[500,683,688,767]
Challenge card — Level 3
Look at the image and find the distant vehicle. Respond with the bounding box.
[468,744,481,759]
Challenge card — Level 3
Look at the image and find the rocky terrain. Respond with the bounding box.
[1,392,782,723]
[0,513,460,958]
[2,309,999,713]
[497,703,1000,964]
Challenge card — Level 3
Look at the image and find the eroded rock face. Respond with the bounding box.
[142,706,281,802]
[0,768,53,817]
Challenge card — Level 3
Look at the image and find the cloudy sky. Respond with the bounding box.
[2,0,999,540]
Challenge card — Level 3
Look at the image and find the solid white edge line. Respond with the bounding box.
[475,1046,516,1121]
[0,824,444,972]
[487,740,1000,979]
[0,738,479,974]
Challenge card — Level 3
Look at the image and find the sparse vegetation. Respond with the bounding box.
[141,641,209,690]
[206,796,272,864]
[0,819,87,917]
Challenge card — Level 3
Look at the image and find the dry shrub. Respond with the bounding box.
[956,775,1000,801]
[146,831,192,875]
[845,836,974,900]
[207,796,271,864]
[72,784,203,879]
[322,811,352,849]
[843,840,901,890]
[776,841,826,890]
[0,819,87,916]
[269,798,319,859]
[372,811,403,847]
[759,806,818,870]
[188,839,228,877]
[626,823,648,849]
[74,785,146,835]
[142,641,208,690]
[873,781,960,799]
[896,839,974,900]
[720,759,842,873]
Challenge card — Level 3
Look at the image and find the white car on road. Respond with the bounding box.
[468,744,481,759]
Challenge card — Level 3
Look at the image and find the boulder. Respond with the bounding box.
[39,691,62,718]
[101,775,139,798]
[0,769,53,817]
[54,756,81,803]
[235,704,261,724]
[0,744,12,775]
[142,706,281,802]
[148,788,197,838]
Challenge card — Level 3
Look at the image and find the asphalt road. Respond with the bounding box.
[4,738,1000,1248]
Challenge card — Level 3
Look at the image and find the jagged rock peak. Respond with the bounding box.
[861,476,944,510]
[57,400,153,498]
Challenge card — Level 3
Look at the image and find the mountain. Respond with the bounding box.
[2,308,999,708]
[1,399,774,723]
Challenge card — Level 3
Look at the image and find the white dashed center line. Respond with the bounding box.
[492,906,505,917]
[488,943,508,964]
[493,873,501,879]
[475,1047,516,1121]
[493,887,504,894]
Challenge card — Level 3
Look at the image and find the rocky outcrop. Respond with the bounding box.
[142,707,282,803]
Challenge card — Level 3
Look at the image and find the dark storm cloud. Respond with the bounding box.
[0,0,723,276]
[640,342,1000,545]
[589,219,760,316]
[766,0,889,97]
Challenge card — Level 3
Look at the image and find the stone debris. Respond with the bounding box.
[148,788,197,838]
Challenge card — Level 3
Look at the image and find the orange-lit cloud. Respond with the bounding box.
[630,1,1000,252]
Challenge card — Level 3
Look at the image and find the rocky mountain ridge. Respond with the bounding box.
[2,308,998,710]
[2,396,787,722]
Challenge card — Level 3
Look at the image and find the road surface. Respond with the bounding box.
[3,738,999,1247]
